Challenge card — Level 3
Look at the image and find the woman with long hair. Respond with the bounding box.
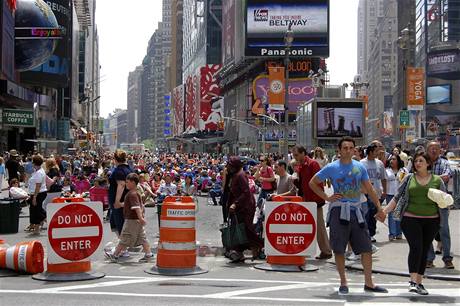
[313,147,329,169]
[383,152,446,295]
[385,154,407,241]
[182,173,197,196]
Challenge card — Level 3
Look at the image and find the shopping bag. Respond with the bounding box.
[220,215,248,249]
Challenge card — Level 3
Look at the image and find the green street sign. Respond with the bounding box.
[2,108,35,127]
[399,110,410,129]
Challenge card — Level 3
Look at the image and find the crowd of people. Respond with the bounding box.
[0,137,457,295]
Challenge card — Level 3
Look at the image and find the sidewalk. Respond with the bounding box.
[336,207,460,281]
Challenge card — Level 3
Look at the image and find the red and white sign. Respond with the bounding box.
[265,201,317,256]
[47,201,103,263]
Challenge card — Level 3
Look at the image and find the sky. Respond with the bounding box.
[97,0,359,118]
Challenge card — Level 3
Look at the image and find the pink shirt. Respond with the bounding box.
[260,166,274,190]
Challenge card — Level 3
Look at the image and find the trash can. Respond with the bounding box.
[0,198,21,234]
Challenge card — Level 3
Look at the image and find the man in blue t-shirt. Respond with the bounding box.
[109,150,132,236]
[309,136,387,295]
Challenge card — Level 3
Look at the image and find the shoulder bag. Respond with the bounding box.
[393,173,413,221]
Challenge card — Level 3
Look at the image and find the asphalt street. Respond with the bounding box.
[1,195,460,305]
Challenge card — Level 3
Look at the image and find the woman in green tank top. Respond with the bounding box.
[383,152,445,295]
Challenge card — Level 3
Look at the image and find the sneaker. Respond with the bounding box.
[371,244,379,254]
[338,285,349,295]
[120,249,130,258]
[415,284,429,295]
[371,236,377,243]
[409,281,417,293]
[388,235,395,241]
[105,251,119,263]
[444,260,455,270]
[346,252,359,261]
[138,253,153,263]
[426,261,435,268]
[395,235,403,240]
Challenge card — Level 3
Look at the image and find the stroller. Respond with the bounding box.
[254,193,271,240]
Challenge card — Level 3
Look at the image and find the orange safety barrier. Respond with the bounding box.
[32,197,105,281]
[145,196,207,276]
[266,196,306,267]
[51,197,85,203]
[0,240,44,274]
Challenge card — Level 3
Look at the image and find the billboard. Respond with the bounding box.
[252,75,317,114]
[427,50,460,80]
[316,101,363,138]
[164,95,171,137]
[406,67,425,111]
[427,84,451,104]
[199,64,223,132]
[222,0,235,66]
[382,111,393,137]
[245,0,329,57]
[172,84,185,136]
[21,0,71,87]
[425,110,460,152]
[1,0,15,81]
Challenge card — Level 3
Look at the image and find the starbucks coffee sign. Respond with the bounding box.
[2,109,35,127]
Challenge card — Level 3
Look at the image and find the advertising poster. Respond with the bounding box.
[382,111,393,137]
[199,64,223,132]
[426,110,460,152]
[316,102,363,138]
[1,0,15,81]
[21,0,71,86]
[185,74,199,133]
[245,0,329,57]
[427,50,460,80]
[252,75,317,114]
[406,67,425,111]
[268,66,285,110]
[172,85,185,136]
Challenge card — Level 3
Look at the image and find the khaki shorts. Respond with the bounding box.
[119,219,148,248]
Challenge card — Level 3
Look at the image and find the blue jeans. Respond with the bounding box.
[209,189,222,205]
[427,208,452,262]
[364,196,377,237]
[387,195,402,237]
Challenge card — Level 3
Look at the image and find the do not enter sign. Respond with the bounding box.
[265,201,317,256]
[47,202,103,263]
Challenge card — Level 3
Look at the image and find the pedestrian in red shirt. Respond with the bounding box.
[292,145,332,260]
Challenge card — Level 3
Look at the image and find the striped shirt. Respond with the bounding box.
[432,157,451,178]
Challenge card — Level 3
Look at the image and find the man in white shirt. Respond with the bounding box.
[361,143,387,242]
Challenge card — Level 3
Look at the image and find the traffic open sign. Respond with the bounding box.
[47,202,103,263]
[265,201,317,256]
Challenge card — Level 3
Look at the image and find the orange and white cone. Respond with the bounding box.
[0,240,44,274]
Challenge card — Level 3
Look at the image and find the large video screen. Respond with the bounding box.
[427,84,451,104]
[316,102,363,138]
[245,0,329,57]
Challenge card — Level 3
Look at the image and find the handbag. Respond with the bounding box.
[393,174,413,221]
[220,214,248,249]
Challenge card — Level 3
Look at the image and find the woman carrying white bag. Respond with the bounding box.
[383,152,453,296]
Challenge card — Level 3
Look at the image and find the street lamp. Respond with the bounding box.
[283,24,294,159]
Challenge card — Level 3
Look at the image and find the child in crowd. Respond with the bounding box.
[105,173,152,262]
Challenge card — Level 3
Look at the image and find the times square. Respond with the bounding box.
[0,0,459,305]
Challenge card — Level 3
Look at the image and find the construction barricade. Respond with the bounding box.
[146,196,207,276]
[255,195,318,272]
[0,240,44,275]
[33,197,105,281]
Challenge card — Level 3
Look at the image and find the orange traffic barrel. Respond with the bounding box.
[32,198,105,281]
[145,196,207,276]
[255,195,318,272]
[0,240,44,274]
